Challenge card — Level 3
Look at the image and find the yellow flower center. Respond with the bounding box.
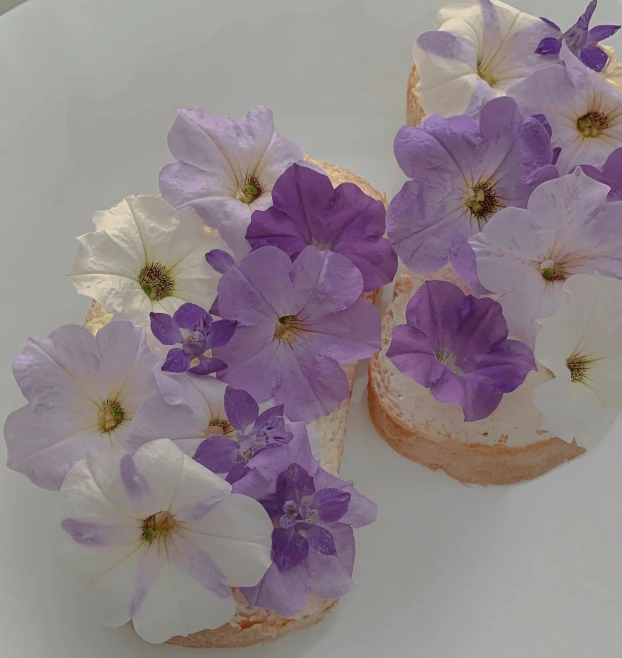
[236,175,263,204]
[566,352,590,383]
[465,181,500,228]
[98,399,125,433]
[141,511,176,544]
[138,262,175,301]
[205,417,235,438]
[577,111,610,138]
[274,315,301,343]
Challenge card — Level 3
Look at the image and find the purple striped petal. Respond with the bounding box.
[162,348,192,372]
[580,44,608,71]
[120,453,152,504]
[205,249,235,275]
[60,519,122,546]
[206,319,237,349]
[173,303,211,331]
[588,24,621,42]
[536,36,562,55]
[305,524,336,556]
[311,488,351,524]
[416,30,475,61]
[150,312,183,346]
[168,532,231,598]
[223,387,258,431]
[272,527,309,571]
[188,355,228,375]
[194,436,239,474]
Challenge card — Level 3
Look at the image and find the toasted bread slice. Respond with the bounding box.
[82,158,384,647]
[369,269,584,486]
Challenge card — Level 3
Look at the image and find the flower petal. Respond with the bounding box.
[536,36,562,55]
[305,524,337,556]
[303,524,355,599]
[224,386,259,431]
[173,302,211,331]
[276,463,315,504]
[188,356,228,376]
[272,527,309,571]
[240,562,308,617]
[312,488,351,524]
[149,312,183,346]
[206,319,237,349]
[205,249,235,275]
[194,436,240,474]
[588,24,620,42]
[580,44,608,71]
[162,348,192,373]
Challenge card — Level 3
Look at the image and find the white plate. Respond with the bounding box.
[2,1,622,657]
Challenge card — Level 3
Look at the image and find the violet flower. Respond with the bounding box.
[233,433,377,618]
[194,386,294,484]
[387,280,536,422]
[246,164,397,292]
[149,302,236,375]
[537,0,620,72]
[213,245,381,424]
[579,148,622,201]
[387,96,557,281]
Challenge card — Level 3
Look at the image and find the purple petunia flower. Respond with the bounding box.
[213,245,381,424]
[387,96,557,282]
[579,148,622,201]
[232,432,377,618]
[149,302,236,375]
[194,386,294,484]
[246,164,397,292]
[386,280,536,422]
[537,0,620,73]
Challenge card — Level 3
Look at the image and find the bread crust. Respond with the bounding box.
[369,273,584,485]
[406,64,425,127]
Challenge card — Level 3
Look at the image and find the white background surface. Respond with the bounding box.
[1,1,622,656]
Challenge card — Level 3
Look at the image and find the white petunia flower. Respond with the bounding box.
[413,0,557,117]
[69,195,226,331]
[59,439,273,644]
[533,274,622,448]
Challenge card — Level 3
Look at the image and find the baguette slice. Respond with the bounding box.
[369,269,584,486]
[88,157,386,647]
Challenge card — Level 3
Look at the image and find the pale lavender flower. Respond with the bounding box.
[213,245,381,424]
[246,164,397,292]
[579,148,622,200]
[387,280,535,421]
[232,433,377,618]
[4,321,158,490]
[58,439,272,643]
[150,302,236,375]
[387,96,557,280]
[470,169,622,348]
[508,43,622,174]
[537,0,620,73]
[159,106,304,259]
[413,0,558,117]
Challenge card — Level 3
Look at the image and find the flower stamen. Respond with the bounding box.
[138,263,175,301]
[141,511,176,544]
[539,258,568,282]
[98,399,125,433]
[206,417,234,438]
[566,352,590,383]
[577,111,610,138]
[465,181,500,228]
[236,175,263,204]
[275,315,300,342]
[436,348,463,375]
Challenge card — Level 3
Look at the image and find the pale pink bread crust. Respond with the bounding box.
[406,65,425,127]
[369,272,584,486]
[165,160,384,647]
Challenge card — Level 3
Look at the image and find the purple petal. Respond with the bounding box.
[305,524,337,556]
[120,453,152,503]
[250,238,278,251]
[188,355,228,376]
[205,249,235,275]
[540,17,561,32]
[276,463,315,505]
[209,296,220,317]
[312,468,378,528]
[60,519,123,546]
[223,386,259,431]
[240,561,308,617]
[130,549,166,617]
[225,461,250,484]
[161,348,192,373]
[536,37,562,55]
[173,303,211,331]
[580,44,608,71]
[303,524,355,599]
[272,527,309,571]
[194,435,240,474]
[311,488,351,524]
[258,492,283,519]
[416,30,477,62]
[168,532,231,598]
[587,24,620,42]
[552,147,562,166]
[206,319,237,349]
[149,312,183,346]
[578,0,597,28]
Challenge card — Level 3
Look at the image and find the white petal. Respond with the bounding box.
[185,494,273,587]
[132,439,185,512]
